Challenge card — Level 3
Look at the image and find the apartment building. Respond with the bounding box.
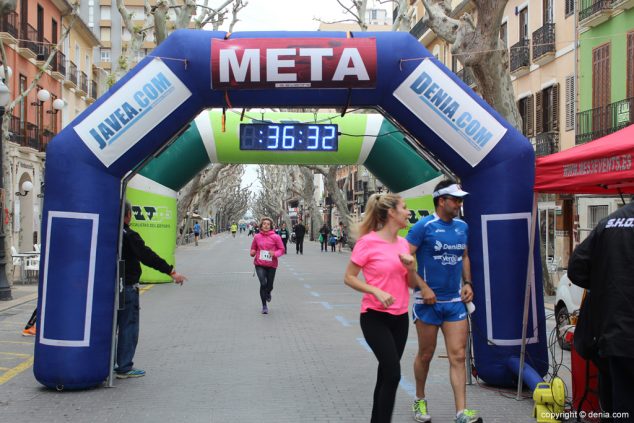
[574,1,634,248]
[405,0,579,278]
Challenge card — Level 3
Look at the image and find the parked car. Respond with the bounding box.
[554,273,585,350]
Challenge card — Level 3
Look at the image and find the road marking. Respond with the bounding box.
[309,291,320,297]
[0,357,34,385]
[0,341,32,345]
[0,351,31,357]
[356,338,416,398]
[303,284,311,289]
[335,315,352,327]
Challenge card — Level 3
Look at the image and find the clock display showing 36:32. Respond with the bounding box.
[239,123,339,151]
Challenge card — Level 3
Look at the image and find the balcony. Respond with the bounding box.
[532,131,559,157]
[0,11,18,44]
[64,61,77,89]
[510,38,530,77]
[532,23,555,66]
[7,116,49,152]
[89,79,98,102]
[18,24,38,60]
[579,0,613,28]
[51,51,65,81]
[35,37,51,66]
[409,18,429,40]
[612,0,634,11]
[77,71,88,96]
[456,67,476,87]
[576,97,634,144]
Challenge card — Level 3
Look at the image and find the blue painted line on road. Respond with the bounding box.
[310,291,320,297]
[356,338,416,398]
[310,301,332,310]
[304,284,312,289]
[356,337,372,353]
[335,315,351,327]
[399,376,416,398]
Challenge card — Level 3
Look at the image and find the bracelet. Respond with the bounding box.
[463,281,472,286]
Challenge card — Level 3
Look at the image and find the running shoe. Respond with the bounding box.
[455,409,482,423]
[22,325,36,336]
[116,368,146,379]
[261,305,268,314]
[412,399,431,422]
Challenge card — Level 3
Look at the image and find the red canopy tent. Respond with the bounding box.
[534,124,634,194]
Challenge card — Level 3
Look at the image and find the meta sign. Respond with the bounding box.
[211,38,377,89]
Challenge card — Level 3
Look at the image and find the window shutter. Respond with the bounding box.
[552,83,560,132]
[535,91,543,134]
[527,94,534,137]
[626,32,634,98]
[565,76,575,131]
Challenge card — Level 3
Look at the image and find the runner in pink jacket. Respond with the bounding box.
[250,217,285,314]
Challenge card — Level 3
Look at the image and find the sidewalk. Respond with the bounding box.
[0,282,38,312]
[0,233,566,423]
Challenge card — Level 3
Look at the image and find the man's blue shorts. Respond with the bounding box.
[412,301,468,326]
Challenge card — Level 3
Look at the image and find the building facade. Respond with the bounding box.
[0,1,102,258]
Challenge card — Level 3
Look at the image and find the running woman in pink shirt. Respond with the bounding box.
[344,193,422,423]
[250,217,285,314]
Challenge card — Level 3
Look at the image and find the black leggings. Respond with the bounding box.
[255,266,276,306]
[360,309,409,423]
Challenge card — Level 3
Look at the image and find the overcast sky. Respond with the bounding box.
[233,0,354,32]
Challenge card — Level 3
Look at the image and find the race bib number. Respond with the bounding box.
[259,250,272,261]
[281,233,287,238]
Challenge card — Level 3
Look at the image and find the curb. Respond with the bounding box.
[0,292,38,312]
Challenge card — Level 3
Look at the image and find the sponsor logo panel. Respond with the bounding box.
[74,59,192,167]
[393,60,507,167]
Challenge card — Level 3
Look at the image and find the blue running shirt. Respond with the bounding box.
[406,213,469,301]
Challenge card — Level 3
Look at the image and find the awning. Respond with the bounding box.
[534,124,634,194]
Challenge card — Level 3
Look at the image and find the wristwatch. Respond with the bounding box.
[463,280,472,286]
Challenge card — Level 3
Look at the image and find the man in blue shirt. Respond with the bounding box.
[193,222,201,246]
[406,180,480,423]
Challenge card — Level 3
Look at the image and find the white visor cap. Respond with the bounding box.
[432,184,469,198]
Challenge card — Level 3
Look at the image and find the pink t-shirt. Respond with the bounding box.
[350,231,410,315]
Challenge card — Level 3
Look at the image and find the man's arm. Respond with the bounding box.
[461,247,474,303]
[567,229,597,289]
[126,230,186,284]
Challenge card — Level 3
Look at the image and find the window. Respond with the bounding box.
[100,27,111,42]
[500,22,507,47]
[565,0,574,17]
[518,95,534,137]
[519,7,528,40]
[129,6,145,20]
[100,6,111,20]
[588,205,608,229]
[100,49,111,63]
[536,84,559,134]
[565,75,575,131]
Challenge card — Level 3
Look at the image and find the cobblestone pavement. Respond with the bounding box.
[0,233,570,423]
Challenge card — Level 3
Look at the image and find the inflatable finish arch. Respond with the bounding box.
[35,30,547,389]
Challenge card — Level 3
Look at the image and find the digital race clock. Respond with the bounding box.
[239,123,338,151]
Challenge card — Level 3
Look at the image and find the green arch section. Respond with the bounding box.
[137,110,441,194]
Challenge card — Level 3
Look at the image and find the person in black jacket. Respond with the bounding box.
[278,222,290,254]
[568,199,634,419]
[116,201,187,379]
[294,219,306,255]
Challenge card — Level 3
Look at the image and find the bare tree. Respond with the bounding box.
[114,0,246,82]
[421,0,520,129]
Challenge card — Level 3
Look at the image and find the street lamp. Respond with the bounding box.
[15,180,33,197]
[0,80,12,300]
